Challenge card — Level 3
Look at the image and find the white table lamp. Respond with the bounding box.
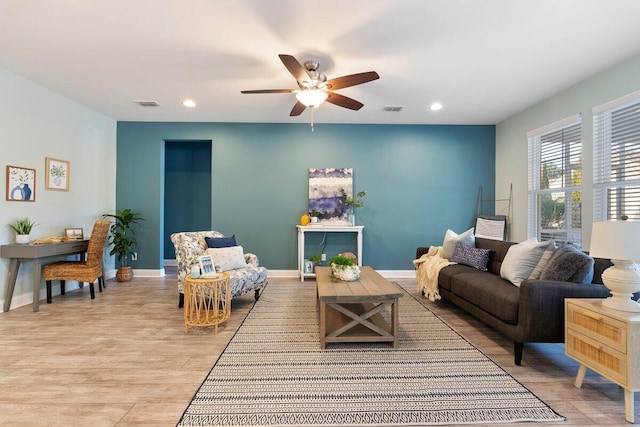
[590,219,640,312]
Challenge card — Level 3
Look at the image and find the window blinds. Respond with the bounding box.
[593,93,640,221]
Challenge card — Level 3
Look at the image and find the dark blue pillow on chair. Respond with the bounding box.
[205,235,237,248]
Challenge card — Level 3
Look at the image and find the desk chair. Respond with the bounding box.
[44,220,110,303]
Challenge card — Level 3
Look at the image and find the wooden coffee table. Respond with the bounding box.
[315,266,404,349]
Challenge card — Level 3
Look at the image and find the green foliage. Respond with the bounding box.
[308,209,323,218]
[329,255,356,267]
[338,187,367,209]
[8,217,36,235]
[103,209,144,267]
[309,253,322,264]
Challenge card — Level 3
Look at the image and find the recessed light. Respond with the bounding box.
[183,99,196,108]
[430,102,443,111]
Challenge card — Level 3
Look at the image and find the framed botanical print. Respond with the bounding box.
[6,165,36,202]
[45,157,70,191]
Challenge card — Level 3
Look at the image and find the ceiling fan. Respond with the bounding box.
[241,54,380,117]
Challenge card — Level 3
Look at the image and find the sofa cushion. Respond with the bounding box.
[451,243,491,271]
[540,244,594,283]
[205,234,237,248]
[450,272,520,325]
[500,238,553,287]
[475,238,516,276]
[438,264,478,291]
[206,246,248,271]
[528,241,557,280]
[442,227,475,259]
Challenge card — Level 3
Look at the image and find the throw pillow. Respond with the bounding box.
[500,238,553,287]
[540,244,595,284]
[528,240,557,280]
[450,243,491,271]
[206,245,247,271]
[441,227,475,259]
[205,234,237,248]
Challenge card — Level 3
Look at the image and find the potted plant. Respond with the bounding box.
[329,255,361,281]
[308,209,323,223]
[103,209,144,282]
[338,187,366,225]
[309,253,323,271]
[8,217,36,244]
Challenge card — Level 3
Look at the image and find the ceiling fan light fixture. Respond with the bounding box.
[296,89,328,108]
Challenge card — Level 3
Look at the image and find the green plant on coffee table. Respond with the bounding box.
[329,255,356,267]
[8,217,37,235]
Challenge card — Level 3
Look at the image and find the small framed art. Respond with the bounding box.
[65,228,84,240]
[45,157,70,191]
[199,255,217,278]
[6,165,36,202]
[304,259,314,274]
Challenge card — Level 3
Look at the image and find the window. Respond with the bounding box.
[593,90,640,221]
[527,114,582,246]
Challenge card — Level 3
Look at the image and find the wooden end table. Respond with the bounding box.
[183,273,231,334]
[565,298,640,423]
[315,266,403,349]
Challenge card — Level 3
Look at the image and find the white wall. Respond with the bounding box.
[496,53,640,247]
[0,67,117,310]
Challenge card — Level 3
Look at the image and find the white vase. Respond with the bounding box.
[191,265,201,279]
[331,263,361,281]
[15,234,30,244]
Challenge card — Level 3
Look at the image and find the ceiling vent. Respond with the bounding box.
[135,100,161,107]
[383,105,403,112]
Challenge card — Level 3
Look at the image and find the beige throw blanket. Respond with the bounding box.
[413,246,455,302]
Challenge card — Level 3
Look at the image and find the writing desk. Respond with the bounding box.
[1,240,89,312]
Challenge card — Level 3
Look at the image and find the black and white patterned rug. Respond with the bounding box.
[177,281,564,426]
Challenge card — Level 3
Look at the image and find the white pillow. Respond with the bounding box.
[441,227,475,259]
[206,245,247,272]
[500,238,553,287]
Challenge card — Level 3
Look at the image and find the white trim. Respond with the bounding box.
[526,113,581,138]
[132,269,165,277]
[592,88,640,114]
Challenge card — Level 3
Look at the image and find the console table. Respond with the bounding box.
[1,240,89,312]
[296,225,363,281]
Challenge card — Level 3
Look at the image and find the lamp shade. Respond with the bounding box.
[590,220,640,261]
[295,90,328,108]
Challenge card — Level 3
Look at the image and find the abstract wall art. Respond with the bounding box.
[308,167,353,225]
[6,165,36,202]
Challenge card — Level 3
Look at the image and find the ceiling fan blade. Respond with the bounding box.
[279,54,311,84]
[290,101,307,116]
[241,89,294,94]
[326,71,380,90]
[326,92,364,111]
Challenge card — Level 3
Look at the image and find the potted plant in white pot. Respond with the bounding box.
[8,217,36,244]
[103,209,144,282]
[329,255,361,281]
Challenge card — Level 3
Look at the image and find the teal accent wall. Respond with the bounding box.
[116,122,495,271]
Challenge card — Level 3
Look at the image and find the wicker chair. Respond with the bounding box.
[44,219,111,303]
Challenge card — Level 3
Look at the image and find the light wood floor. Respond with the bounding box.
[0,275,636,426]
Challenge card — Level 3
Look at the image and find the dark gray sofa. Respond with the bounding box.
[416,237,612,365]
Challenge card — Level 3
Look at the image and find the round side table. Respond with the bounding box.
[183,272,231,334]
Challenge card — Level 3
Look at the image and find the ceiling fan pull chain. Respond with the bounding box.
[311,108,315,132]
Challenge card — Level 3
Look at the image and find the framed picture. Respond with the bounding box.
[6,165,36,202]
[45,157,70,191]
[304,259,314,274]
[65,228,84,240]
[199,255,217,278]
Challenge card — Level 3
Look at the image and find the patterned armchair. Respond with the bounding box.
[170,231,268,308]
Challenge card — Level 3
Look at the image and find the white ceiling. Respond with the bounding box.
[2,0,640,125]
